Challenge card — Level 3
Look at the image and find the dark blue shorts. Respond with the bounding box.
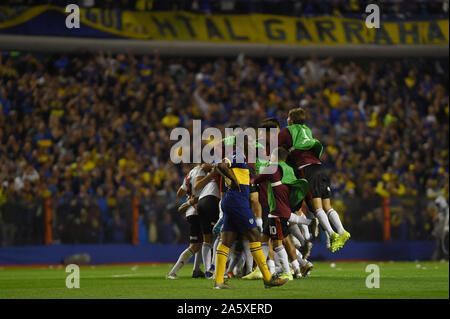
[221,201,256,233]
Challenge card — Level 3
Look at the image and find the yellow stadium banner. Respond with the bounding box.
[0,5,448,45]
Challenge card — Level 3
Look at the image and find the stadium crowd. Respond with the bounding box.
[0,50,448,246]
[3,0,449,17]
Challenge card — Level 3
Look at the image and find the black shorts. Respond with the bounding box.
[261,205,269,229]
[291,199,304,213]
[249,165,259,193]
[263,217,290,240]
[187,215,202,243]
[249,183,259,193]
[300,164,331,200]
[196,195,220,235]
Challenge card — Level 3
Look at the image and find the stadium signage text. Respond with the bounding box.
[0,6,448,45]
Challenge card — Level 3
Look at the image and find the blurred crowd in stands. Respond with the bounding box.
[0,49,448,245]
[3,0,449,17]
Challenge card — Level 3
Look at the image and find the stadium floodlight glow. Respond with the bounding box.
[170,120,278,173]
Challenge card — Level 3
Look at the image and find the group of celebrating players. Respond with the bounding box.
[167,107,351,289]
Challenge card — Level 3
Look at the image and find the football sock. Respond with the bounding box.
[211,237,220,269]
[301,224,311,241]
[215,243,230,284]
[202,242,212,273]
[274,245,290,275]
[291,259,300,272]
[261,241,269,259]
[267,259,275,274]
[289,224,306,246]
[193,251,202,272]
[327,208,345,235]
[249,241,272,282]
[296,249,308,267]
[170,247,194,275]
[288,212,311,225]
[315,208,335,236]
[274,250,281,268]
[242,240,254,274]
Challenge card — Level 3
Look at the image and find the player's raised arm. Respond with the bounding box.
[178,196,198,214]
[176,187,187,199]
[216,159,241,192]
[193,164,217,193]
[177,174,191,199]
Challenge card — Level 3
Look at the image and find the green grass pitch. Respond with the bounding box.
[0,261,448,299]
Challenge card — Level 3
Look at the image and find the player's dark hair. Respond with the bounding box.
[288,108,306,125]
[260,117,280,128]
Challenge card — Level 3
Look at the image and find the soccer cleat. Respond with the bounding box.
[166,273,179,280]
[336,231,351,249]
[274,267,283,277]
[264,274,289,288]
[309,217,320,239]
[205,271,214,279]
[329,232,340,252]
[293,268,302,279]
[192,269,205,278]
[279,273,294,281]
[300,262,314,278]
[300,241,313,260]
[233,267,243,278]
[213,281,234,289]
[242,268,263,280]
[224,271,235,279]
[209,264,216,274]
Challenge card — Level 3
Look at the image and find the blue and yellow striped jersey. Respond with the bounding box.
[222,150,250,208]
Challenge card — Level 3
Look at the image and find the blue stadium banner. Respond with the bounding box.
[0,5,448,45]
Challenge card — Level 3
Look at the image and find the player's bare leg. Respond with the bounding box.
[246,192,262,276]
